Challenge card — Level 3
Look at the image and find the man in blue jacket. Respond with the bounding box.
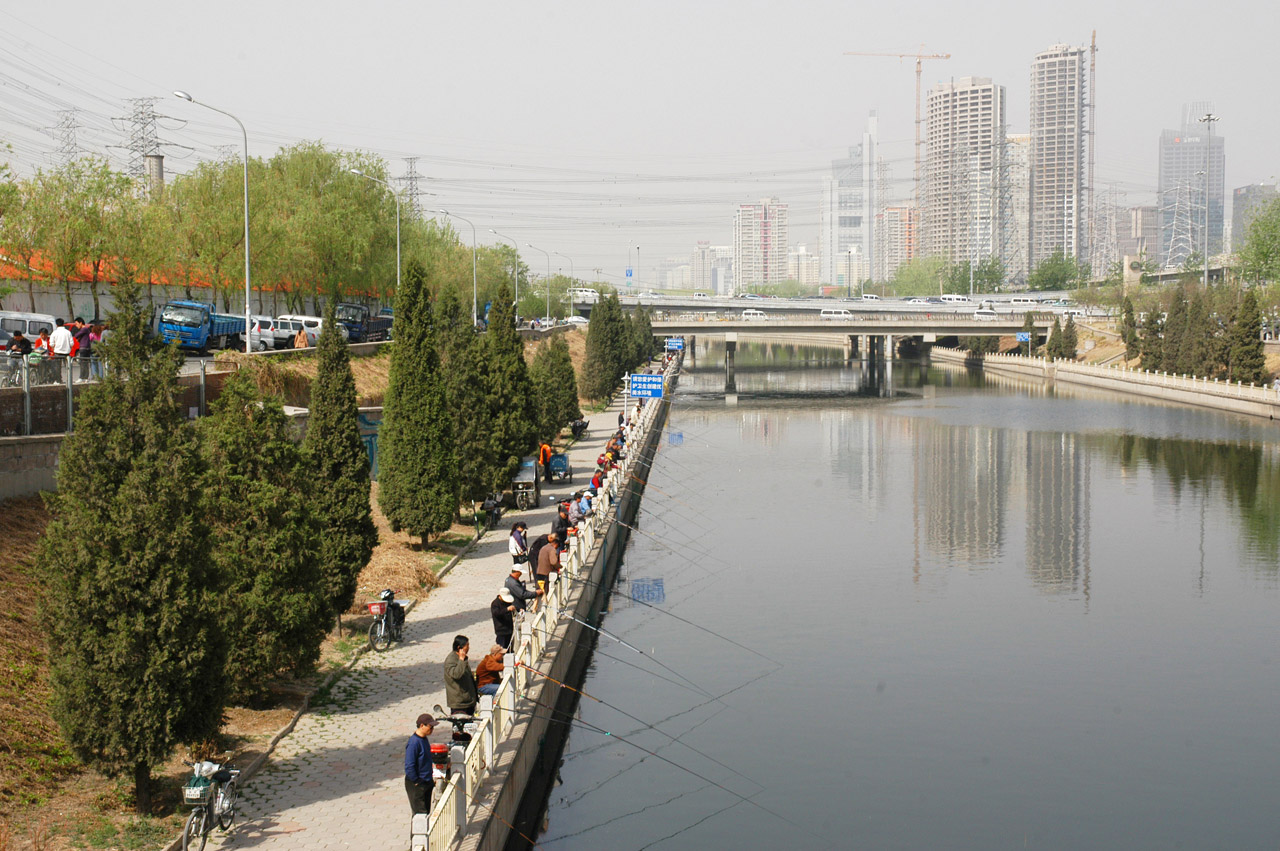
[405,713,437,814]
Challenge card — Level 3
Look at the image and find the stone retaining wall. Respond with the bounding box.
[0,434,63,501]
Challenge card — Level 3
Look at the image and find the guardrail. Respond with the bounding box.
[415,362,673,851]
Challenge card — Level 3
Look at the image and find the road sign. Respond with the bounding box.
[1016,332,1031,342]
[629,373,664,398]
[665,337,685,351]
[626,268,633,278]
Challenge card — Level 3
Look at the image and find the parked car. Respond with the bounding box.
[277,314,348,348]
[692,292,710,299]
[250,315,274,351]
[564,315,589,326]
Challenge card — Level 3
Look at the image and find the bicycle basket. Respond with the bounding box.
[367,601,387,615]
[183,776,213,804]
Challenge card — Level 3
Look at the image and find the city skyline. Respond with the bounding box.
[0,1,1274,286]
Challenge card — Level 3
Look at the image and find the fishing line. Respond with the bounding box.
[589,646,710,699]
[516,661,762,791]
[541,782,717,845]
[566,613,713,699]
[635,796,750,850]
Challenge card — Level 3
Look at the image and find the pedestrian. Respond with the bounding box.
[508,521,529,568]
[443,635,478,716]
[49,318,73,383]
[475,645,505,696]
[535,531,561,591]
[527,531,552,571]
[551,504,572,549]
[72,317,92,381]
[618,410,624,428]
[504,565,541,612]
[89,324,104,378]
[539,440,553,484]
[492,587,516,648]
[294,324,309,349]
[404,713,437,815]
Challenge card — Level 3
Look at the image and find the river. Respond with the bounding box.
[533,342,1280,850]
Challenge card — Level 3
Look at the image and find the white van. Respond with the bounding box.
[940,294,972,304]
[741,309,768,321]
[0,310,58,340]
[567,287,600,305]
[820,309,853,320]
[1009,296,1039,306]
[974,307,999,321]
[277,314,348,348]
[860,293,880,301]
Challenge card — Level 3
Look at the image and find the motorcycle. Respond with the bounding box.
[366,589,405,651]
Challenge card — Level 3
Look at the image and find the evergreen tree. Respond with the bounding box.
[1139,310,1164,371]
[483,283,537,489]
[1021,311,1037,356]
[1046,317,1063,359]
[302,301,377,623]
[631,307,656,366]
[529,335,583,441]
[378,262,459,544]
[1121,296,1139,360]
[1176,291,1210,376]
[1228,289,1267,384]
[1161,290,1189,374]
[38,282,224,813]
[582,294,626,401]
[1062,314,1079,360]
[548,334,582,426]
[201,375,330,701]
[451,338,498,501]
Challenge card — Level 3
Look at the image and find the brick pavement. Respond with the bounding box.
[209,399,626,851]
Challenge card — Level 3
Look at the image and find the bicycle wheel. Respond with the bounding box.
[183,807,208,851]
[368,618,391,652]
[217,780,238,830]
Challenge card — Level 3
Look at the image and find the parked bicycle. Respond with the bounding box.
[181,759,240,851]
[367,588,405,652]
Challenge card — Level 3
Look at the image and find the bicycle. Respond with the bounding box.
[367,588,404,652]
[181,759,241,851]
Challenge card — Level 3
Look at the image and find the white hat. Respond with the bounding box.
[498,587,515,603]
[510,564,524,574]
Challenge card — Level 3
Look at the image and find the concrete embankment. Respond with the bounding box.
[929,346,1280,420]
[414,359,677,851]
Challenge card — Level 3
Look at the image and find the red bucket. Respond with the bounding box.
[430,743,450,780]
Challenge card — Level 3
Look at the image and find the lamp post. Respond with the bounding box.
[555,251,575,314]
[174,90,252,353]
[351,169,401,297]
[1198,112,1218,288]
[437,210,478,327]
[489,229,519,316]
[526,243,552,325]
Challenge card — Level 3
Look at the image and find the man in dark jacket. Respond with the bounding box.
[504,566,541,612]
[492,587,516,648]
[535,531,561,590]
[551,505,572,551]
[404,713,436,814]
[443,635,478,716]
[527,532,551,569]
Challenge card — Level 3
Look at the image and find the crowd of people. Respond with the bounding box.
[5,317,105,385]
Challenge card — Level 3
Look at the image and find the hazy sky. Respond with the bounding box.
[2,0,1275,284]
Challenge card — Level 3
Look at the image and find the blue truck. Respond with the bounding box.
[157,300,247,351]
[335,303,393,343]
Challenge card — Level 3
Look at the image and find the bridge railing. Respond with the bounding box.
[414,361,673,851]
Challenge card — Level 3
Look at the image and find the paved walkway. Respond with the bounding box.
[211,400,625,851]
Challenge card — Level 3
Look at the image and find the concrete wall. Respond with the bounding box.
[0,434,63,501]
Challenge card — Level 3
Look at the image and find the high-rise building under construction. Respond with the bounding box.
[1029,44,1088,268]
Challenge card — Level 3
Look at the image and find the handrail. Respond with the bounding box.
[413,359,674,850]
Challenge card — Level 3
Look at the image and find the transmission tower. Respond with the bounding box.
[1089,186,1120,276]
[120,97,160,181]
[50,110,84,166]
[215,145,238,161]
[1163,179,1195,268]
[995,129,1023,283]
[400,157,423,219]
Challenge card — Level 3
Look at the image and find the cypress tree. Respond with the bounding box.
[483,283,538,490]
[38,281,224,813]
[582,294,626,401]
[1176,291,1210,377]
[1046,317,1063,359]
[1228,289,1267,384]
[1021,311,1037,356]
[1139,310,1164,371]
[529,335,583,442]
[1062,314,1078,360]
[548,334,582,427]
[302,301,377,623]
[1121,297,1139,360]
[379,262,459,544]
[201,375,330,701]
[631,307,656,367]
[1161,291,1188,374]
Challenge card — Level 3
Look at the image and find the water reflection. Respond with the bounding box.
[921,422,1009,566]
[1025,432,1091,595]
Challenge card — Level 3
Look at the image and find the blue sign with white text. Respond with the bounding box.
[1016,332,1031,342]
[665,337,685,350]
[629,373,664,398]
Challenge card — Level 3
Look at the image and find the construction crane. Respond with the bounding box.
[844,47,950,216]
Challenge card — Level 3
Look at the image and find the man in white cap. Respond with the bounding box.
[491,586,516,649]
[504,565,541,613]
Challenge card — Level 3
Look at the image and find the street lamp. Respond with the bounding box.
[526,243,552,325]
[1198,112,1219,288]
[554,251,575,314]
[489,229,519,314]
[351,169,402,297]
[436,210,478,327]
[174,90,252,353]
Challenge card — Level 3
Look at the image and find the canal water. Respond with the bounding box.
[534,343,1280,850]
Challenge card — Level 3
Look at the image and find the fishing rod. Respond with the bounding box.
[514,694,816,839]
[515,660,762,791]
[627,472,715,522]
[565,612,712,699]
[564,570,781,666]
[589,646,709,700]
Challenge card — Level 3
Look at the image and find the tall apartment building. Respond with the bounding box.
[1232,183,1279,251]
[1116,206,1159,262]
[820,114,878,286]
[1002,133,1031,282]
[1158,103,1225,266]
[788,244,822,288]
[691,241,714,291]
[874,205,917,281]
[1029,44,1087,268]
[923,76,1005,265]
[733,198,788,289]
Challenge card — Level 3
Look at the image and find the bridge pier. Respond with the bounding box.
[845,334,859,361]
[724,332,736,391]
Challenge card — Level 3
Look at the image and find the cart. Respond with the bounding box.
[548,452,572,483]
[512,456,541,510]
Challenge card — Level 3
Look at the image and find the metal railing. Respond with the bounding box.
[416,363,671,851]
